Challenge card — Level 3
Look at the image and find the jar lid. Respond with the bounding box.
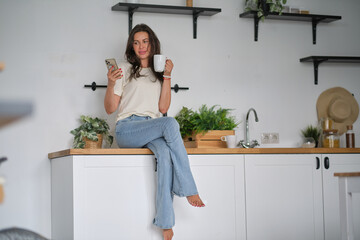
[323,129,338,133]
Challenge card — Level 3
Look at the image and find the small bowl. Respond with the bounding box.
[302,137,316,148]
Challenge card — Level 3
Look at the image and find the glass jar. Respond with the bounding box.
[322,129,340,148]
[346,125,355,148]
[320,117,333,131]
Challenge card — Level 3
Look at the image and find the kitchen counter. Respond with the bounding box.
[48,147,360,159]
[49,148,360,239]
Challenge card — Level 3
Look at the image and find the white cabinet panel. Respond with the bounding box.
[51,154,246,240]
[76,155,157,240]
[245,154,324,240]
[322,154,360,240]
[175,155,246,240]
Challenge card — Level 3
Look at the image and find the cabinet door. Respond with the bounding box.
[322,154,360,240]
[245,154,324,240]
[174,154,246,240]
[73,155,159,240]
[70,154,246,240]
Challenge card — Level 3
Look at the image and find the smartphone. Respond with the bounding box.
[105,58,119,72]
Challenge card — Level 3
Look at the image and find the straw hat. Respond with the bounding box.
[316,87,359,135]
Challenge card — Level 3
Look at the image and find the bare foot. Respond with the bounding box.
[187,194,205,207]
[162,228,174,240]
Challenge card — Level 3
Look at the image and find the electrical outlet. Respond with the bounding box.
[261,133,279,144]
[269,133,279,144]
[261,133,270,144]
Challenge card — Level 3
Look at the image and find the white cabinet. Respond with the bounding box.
[51,155,158,240]
[244,154,324,240]
[322,154,360,240]
[51,154,246,240]
[51,152,360,240]
[244,154,360,240]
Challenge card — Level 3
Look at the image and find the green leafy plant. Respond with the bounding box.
[174,107,196,139]
[175,105,239,138]
[245,0,287,21]
[301,125,321,147]
[70,115,113,149]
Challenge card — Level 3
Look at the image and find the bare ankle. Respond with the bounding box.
[162,228,174,240]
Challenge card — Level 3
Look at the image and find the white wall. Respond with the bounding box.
[0,0,359,237]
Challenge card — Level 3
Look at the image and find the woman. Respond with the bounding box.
[104,23,204,240]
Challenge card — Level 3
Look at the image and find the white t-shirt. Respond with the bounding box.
[114,61,162,122]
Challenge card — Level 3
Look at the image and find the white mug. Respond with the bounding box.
[154,55,166,72]
[221,135,237,148]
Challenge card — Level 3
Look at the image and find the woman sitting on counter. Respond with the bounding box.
[104,23,205,240]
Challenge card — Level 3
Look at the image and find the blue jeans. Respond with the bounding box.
[115,115,198,229]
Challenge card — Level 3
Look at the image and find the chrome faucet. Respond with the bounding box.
[239,108,260,148]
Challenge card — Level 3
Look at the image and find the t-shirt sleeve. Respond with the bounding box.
[113,62,128,96]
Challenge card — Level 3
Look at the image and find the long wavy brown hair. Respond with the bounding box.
[125,24,163,82]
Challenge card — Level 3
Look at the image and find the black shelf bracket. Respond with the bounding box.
[84,82,189,93]
[313,58,327,85]
[128,7,138,34]
[254,15,259,41]
[193,10,203,39]
[312,17,326,44]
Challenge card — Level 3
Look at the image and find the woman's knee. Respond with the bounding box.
[163,117,180,132]
[148,138,169,156]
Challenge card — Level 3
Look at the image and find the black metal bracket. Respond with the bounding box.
[254,15,259,41]
[313,58,327,85]
[171,84,189,93]
[128,7,138,34]
[85,82,189,93]
[84,82,107,91]
[193,10,203,39]
[312,17,325,44]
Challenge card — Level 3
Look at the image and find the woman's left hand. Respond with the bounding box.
[164,59,174,76]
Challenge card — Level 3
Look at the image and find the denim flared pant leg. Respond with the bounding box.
[146,138,175,228]
[115,115,198,229]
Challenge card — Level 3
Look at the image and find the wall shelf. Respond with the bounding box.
[112,3,221,39]
[239,11,341,44]
[300,56,360,85]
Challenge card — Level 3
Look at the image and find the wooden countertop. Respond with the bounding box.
[48,148,360,159]
[334,172,360,177]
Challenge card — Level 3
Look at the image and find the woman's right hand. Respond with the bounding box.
[107,67,123,87]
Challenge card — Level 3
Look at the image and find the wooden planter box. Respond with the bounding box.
[183,130,235,148]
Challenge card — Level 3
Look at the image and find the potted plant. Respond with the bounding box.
[70,115,113,149]
[175,105,239,147]
[245,0,287,21]
[301,125,321,148]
